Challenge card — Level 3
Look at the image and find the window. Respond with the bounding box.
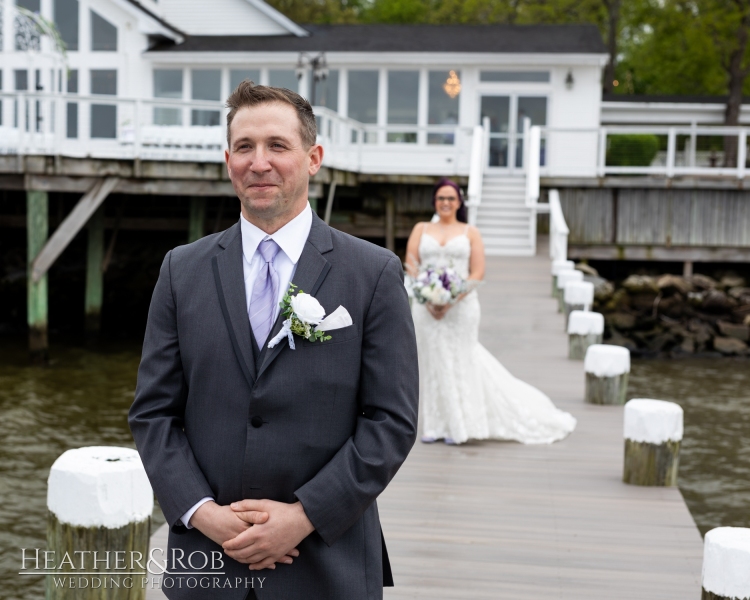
[15,0,41,51]
[90,70,117,138]
[191,69,220,126]
[66,69,78,139]
[54,0,79,51]
[0,71,3,127]
[14,70,28,130]
[480,71,550,83]
[230,69,260,92]
[347,70,378,124]
[309,70,338,111]
[90,9,117,51]
[153,69,183,126]
[269,70,298,91]
[387,71,418,143]
[515,96,547,167]
[428,70,460,145]
[480,96,510,167]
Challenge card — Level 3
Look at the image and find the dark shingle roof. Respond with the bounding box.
[148,24,607,54]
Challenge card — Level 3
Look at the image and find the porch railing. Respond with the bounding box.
[548,189,569,261]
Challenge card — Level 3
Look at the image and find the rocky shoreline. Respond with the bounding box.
[582,267,750,357]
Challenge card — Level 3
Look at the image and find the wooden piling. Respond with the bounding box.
[85,206,105,337]
[188,197,206,243]
[46,446,153,600]
[584,344,630,405]
[551,259,574,296]
[623,399,683,486]
[27,190,49,362]
[563,281,594,330]
[568,310,604,359]
[555,269,583,312]
[701,527,750,600]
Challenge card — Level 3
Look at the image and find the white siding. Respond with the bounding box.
[157,0,290,36]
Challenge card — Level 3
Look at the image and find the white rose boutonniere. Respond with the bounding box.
[267,284,352,350]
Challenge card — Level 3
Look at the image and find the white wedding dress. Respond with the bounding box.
[412,230,577,444]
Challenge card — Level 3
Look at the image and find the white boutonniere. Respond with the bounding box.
[267,284,353,350]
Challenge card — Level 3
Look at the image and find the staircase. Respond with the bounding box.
[475,173,536,256]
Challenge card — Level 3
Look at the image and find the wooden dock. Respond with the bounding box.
[149,237,703,599]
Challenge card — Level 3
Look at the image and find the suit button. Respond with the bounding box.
[251,416,263,428]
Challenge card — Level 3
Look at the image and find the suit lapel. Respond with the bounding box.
[257,214,333,379]
[212,222,257,388]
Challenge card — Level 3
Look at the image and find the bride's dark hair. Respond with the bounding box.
[432,178,468,223]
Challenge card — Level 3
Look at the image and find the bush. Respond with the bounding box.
[606,134,660,167]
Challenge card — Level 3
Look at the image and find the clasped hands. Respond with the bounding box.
[426,302,451,320]
[190,499,315,571]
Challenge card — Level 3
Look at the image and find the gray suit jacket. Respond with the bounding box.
[129,213,419,600]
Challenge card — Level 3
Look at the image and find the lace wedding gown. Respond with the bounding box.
[412,230,577,444]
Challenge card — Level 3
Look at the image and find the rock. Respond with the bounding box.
[647,332,677,353]
[594,280,615,303]
[678,336,695,354]
[745,314,750,326]
[720,275,746,289]
[690,274,718,291]
[622,275,659,294]
[702,290,735,313]
[631,292,659,312]
[688,319,715,345]
[605,288,630,311]
[728,287,750,301]
[658,294,686,318]
[606,328,638,351]
[688,291,705,307]
[713,336,748,355]
[606,312,637,330]
[657,274,692,296]
[575,263,599,277]
[717,320,750,342]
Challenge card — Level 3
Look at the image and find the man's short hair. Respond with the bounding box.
[225,80,317,148]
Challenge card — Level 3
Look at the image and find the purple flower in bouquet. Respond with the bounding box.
[409,265,468,306]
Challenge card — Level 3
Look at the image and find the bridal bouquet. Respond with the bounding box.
[408,266,472,306]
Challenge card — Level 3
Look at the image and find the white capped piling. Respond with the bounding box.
[46,446,153,600]
[555,269,583,312]
[584,344,630,405]
[568,310,604,360]
[551,259,574,296]
[701,527,750,600]
[623,399,683,486]
[563,280,595,330]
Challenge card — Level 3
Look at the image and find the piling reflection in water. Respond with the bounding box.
[0,344,747,598]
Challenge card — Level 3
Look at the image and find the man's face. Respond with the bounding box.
[225,102,322,223]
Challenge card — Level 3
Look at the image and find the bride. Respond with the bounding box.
[405,178,576,445]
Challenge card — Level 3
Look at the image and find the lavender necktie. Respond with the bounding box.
[249,239,281,349]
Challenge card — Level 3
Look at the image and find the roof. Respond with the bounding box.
[603,94,749,104]
[123,0,186,39]
[147,24,607,54]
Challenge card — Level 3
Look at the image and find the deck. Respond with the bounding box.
[148,237,703,599]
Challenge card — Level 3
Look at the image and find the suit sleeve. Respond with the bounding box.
[128,250,215,532]
[294,255,419,546]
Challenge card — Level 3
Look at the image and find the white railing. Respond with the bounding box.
[548,189,569,261]
[541,125,750,179]
[465,122,487,226]
[526,125,542,208]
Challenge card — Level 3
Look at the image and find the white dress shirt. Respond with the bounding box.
[180,203,313,529]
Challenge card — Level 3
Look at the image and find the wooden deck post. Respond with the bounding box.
[551,259,574,296]
[555,269,583,312]
[701,527,750,600]
[568,310,604,359]
[584,344,630,405]
[46,446,153,600]
[623,399,682,486]
[188,197,206,243]
[385,194,396,252]
[85,206,105,336]
[27,190,49,362]
[563,281,594,330]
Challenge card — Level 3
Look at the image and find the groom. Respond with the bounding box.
[129,82,419,600]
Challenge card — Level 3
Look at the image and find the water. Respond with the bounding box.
[0,345,747,598]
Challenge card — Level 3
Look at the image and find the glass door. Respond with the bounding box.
[515,96,547,168]
[480,95,510,169]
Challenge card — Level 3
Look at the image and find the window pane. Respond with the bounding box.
[230,69,260,91]
[54,0,79,51]
[154,107,181,126]
[91,104,116,138]
[90,9,117,51]
[91,69,116,95]
[66,102,78,138]
[191,69,221,101]
[480,96,509,133]
[309,69,338,111]
[480,71,550,83]
[428,70,459,125]
[14,70,28,91]
[15,0,41,50]
[67,69,78,93]
[269,70,298,91]
[347,70,378,124]
[192,110,220,126]
[387,71,418,125]
[17,0,40,9]
[154,69,183,98]
[517,96,547,128]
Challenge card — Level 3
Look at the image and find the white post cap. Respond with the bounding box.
[47,446,153,528]
[584,344,630,377]
[556,269,583,290]
[568,310,604,335]
[551,259,575,275]
[702,527,750,599]
[624,399,683,444]
[564,281,595,305]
